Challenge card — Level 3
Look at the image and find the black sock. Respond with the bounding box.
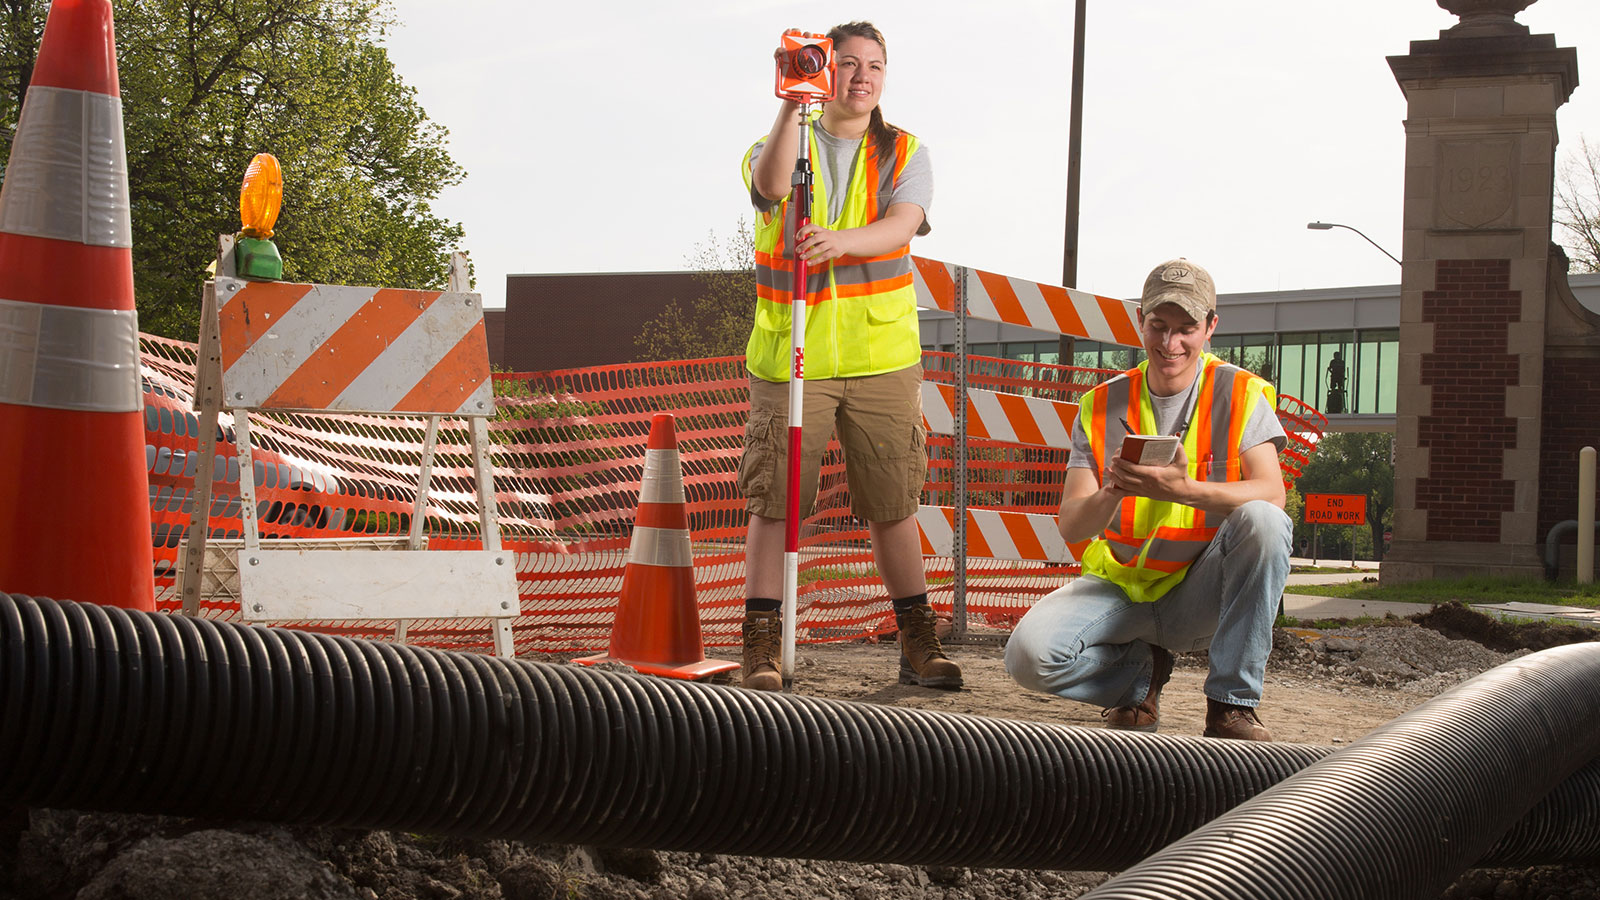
[891,593,929,613]
[746,597,781,613]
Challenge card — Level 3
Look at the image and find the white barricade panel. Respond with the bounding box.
[240,549,515,622]
[181,536,414,609]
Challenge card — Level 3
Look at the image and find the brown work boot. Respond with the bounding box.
[1203,698,1274,741]
[740,609,783,691]
[1102,645,1174,732]
[895,604,963,690]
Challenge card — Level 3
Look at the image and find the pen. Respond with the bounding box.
[1119,417,1136,435]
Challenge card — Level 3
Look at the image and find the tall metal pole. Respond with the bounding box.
[1057,0,1086,368]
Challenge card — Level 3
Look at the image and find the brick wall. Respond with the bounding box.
[1540,356,1600,537]
[1415,260,1519,542]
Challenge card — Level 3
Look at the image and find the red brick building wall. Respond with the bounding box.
[1540,357,1600,537]
[499,272,710,372]
[483,308,506,370]
[1415,260,1520,542]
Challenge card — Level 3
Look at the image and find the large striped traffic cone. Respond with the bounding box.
[0,0,154,611]
[576,414,737,680]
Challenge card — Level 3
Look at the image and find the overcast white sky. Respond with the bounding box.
[382,0,1600,310]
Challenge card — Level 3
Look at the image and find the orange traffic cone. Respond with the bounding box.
[0,0,155,611]
[577,413,737,680]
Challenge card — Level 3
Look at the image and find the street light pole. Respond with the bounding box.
[1057,0,1086,370]
[1307,221,1401,266]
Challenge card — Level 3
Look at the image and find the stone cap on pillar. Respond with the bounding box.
[1437,0,1532,39]
[1387,1,1578,104]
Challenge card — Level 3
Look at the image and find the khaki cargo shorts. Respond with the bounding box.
[738,364,928,523]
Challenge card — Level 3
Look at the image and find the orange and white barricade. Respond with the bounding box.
[0,0,155,610]
[906,256,1143,622]
[920,381,1077,450]
[179,244,518,656]
[916,507,1074,565]
[912,257,1141,346]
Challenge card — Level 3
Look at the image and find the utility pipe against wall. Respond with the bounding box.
[1,592,1598,880]
[1580,446,1595,584]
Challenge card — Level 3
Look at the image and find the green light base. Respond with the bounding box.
[234,236,283,281]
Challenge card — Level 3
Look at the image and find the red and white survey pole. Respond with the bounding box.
[780,99,816,688]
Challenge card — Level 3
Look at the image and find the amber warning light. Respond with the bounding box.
[235,152,284,280]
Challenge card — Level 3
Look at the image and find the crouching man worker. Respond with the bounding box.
[1004,259,1291,741]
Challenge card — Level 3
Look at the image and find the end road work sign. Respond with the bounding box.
[1305,493,1367,525]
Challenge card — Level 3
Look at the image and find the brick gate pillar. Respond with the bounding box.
[1381,1,1578,582]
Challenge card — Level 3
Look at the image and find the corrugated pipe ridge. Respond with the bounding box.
[1085,641,1600,899]
[1,593,1596,879]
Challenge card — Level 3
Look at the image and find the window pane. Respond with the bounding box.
[1278,333,1313,408]
[1357,328,1399,415]
[1320,331,1353,415]
[1239,335,1276,383]
[1074,340,1103,370]
[1107,347,1140,371]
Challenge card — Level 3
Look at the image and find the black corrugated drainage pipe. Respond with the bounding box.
[1083,641,1600,899]
[1,593,1596,876]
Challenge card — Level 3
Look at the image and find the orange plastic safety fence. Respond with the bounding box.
[138,337,1321,654]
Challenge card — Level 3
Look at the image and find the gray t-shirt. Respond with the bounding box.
[748,121,932,227]
[1067,368,1287,471]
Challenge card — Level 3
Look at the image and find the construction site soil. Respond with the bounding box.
[3,602,1597,900]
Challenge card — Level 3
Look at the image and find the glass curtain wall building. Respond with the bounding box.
[917,280,1445,422]
[931,330,1399,415]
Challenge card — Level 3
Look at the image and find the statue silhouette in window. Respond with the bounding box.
[1325,351,1347,414]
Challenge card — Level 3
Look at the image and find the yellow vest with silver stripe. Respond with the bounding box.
[1077,354,1274,603]
[740,114,922,382]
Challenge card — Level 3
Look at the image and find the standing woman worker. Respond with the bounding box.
[737,21,959,692]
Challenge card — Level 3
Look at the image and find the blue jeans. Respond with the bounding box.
[1004,500,1292,709]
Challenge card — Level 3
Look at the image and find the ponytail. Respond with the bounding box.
[867,106,899,167]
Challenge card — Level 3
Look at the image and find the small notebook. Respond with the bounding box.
[1120,434,1180,466]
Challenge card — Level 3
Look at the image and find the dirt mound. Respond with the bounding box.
[1411,601,1599,653]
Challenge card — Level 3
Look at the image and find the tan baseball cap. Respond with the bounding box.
[1140,258,1215,322]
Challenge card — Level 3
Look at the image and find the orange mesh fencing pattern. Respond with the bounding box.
[139,337,1323,654]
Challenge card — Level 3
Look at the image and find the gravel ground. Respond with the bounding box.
[2,603,1597,900]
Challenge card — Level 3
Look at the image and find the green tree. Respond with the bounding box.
[634,220,755,361]
[1292,431,1395,561]
[0,0,465,339]
[1555,134,1599,272]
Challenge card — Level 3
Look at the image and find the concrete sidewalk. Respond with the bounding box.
[1279,559,1600,627]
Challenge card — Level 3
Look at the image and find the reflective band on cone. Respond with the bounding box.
[0,0,153,612]
[0,86,131,248]
[0,298,141,411]
[575,413,736,680]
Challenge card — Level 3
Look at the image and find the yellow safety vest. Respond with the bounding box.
[1077,354,1275,602]
[740,115,922,381]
